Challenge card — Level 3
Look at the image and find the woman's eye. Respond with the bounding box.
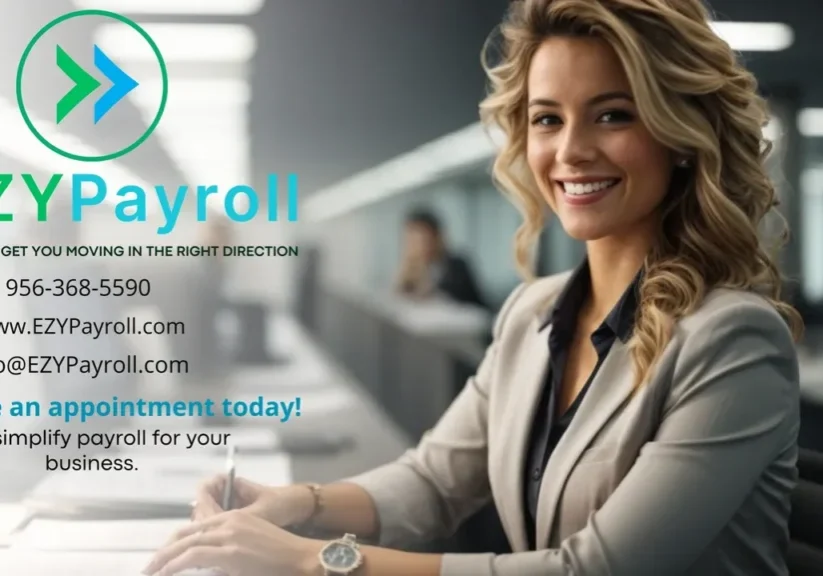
[598,110,634,123]
[531,114,560,126]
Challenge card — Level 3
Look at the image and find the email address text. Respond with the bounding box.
[0,355,188,378]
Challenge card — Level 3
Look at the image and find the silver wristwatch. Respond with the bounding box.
[318,533,363,575]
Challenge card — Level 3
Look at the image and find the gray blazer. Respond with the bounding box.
[347,270,800,576]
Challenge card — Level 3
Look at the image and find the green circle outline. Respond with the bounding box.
[15,9,168,162]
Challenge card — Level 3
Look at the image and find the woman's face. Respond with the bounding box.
[526,36,675,241]
[404,223,438,262]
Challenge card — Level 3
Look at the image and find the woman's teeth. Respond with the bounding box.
[562,179,619,195]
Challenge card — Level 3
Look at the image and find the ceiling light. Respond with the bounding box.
[95,24,256,62]
[137,112,249,135]
[138,110,248,134]
[140,109,249,131]
[73,0,265,15]
[798,108,823,137]
[162,130,248,143]
[168,143,249,159]
[709,21,794,52]
[130,79,251,108]
[165,139,249,158]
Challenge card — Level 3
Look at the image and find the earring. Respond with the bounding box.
[677,157,692,168]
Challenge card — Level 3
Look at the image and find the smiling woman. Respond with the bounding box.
[145,2,805,576]
[480,0,803,392]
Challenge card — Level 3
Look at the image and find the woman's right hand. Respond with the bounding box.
[191,475,315,527]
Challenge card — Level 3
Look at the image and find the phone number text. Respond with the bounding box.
[6,278,151,297]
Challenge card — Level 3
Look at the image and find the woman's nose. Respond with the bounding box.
[555,125,598,165]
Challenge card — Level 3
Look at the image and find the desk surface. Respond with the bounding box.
[326,283,492,337]
[269,315,411,482]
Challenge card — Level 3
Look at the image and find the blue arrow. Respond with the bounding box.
[92,44,138,124]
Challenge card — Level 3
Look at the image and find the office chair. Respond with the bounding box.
[789,448,823,575]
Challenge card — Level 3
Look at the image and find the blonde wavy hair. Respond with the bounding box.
[479,0,804,388]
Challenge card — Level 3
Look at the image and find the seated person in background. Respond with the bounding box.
[145,1,803,575]
[394,208,485,307]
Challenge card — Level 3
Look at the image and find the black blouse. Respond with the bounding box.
[522,261,641,550]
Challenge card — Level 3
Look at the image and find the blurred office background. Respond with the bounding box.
[1,0,823,570]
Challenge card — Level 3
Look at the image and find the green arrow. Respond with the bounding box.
[56,45,101,124]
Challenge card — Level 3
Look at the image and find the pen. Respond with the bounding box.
[222,444,237,511]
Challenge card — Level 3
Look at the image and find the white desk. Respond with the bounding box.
[18,315,360,507]
[0,550,152,574]
[0,549,219,575]
[12,314,408,549]
[0,504,28,546]
[27,451,292,506]
[10,518,186,551]
[328,285,492,337]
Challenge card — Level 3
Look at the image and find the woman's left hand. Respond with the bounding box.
[142,510,322,576]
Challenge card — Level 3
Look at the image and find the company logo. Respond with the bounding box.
[11,11,299,234]
[16,10,168,162]
[56,45,138,125]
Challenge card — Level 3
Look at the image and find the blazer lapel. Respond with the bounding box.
[535,338,635,547]
[495,317,550,552]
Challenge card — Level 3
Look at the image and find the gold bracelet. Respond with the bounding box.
[304,483,324,522]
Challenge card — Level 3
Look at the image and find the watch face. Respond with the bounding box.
[321,542,359,570]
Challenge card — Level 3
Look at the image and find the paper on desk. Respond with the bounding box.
[0,550,150,574]
[386,297,491,335]
[28,452,292,505]
[0,504,28,545]
[11,518,186,551]
[0,550,222,575]
[231,362,334,391]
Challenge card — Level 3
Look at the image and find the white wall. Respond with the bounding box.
[301,211,371,293]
